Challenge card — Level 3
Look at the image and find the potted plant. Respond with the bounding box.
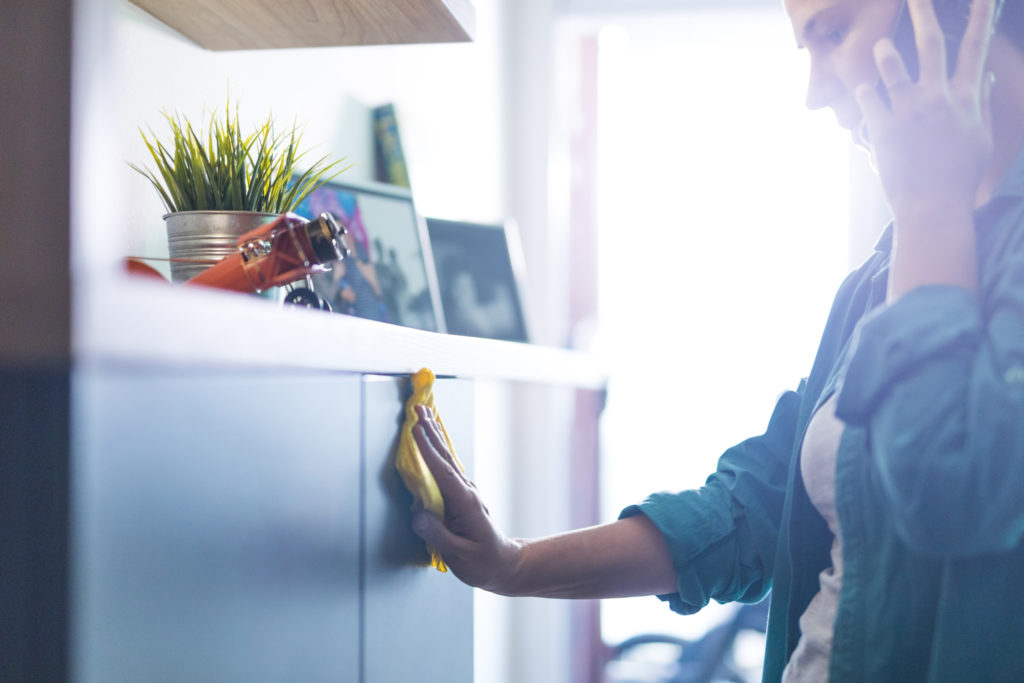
[130,102,348,282]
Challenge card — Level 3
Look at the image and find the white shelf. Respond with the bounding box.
[76,276,606,390]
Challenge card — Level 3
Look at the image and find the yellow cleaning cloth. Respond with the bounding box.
[396,367,465,572]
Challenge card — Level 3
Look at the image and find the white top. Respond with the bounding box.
[75,276,606,389]
[781,394,846,683]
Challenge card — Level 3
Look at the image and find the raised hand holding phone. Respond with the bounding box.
[882,0,980,92]
[857,0,997,215]
[854,0,1000,300]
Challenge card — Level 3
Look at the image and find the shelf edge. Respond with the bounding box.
[75,276,606,389]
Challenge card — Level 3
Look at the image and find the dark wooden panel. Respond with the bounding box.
[73,367,361,682]
[0,0,71,362]
[362,375,474,683]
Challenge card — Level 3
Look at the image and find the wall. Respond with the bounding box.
[99,3,577,683]
[848,151,892,268]
[109,0,505,273]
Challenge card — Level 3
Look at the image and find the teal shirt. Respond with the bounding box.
[622,148,1024,682]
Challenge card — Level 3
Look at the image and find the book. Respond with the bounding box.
[372,103,411,188]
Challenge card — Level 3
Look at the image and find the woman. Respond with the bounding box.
[411,0,1024,679]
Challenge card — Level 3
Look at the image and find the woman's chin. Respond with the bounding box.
[860,141,879,174]
[849,125,878,172]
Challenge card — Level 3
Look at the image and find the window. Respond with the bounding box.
[593,8,853,658]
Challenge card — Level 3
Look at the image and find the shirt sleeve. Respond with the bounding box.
[620,386,802,615]
[836,253,1024,557]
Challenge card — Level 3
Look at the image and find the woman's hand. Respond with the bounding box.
[410,405,524,594]
[855,0,998,219]
[411,404,679,599]
[855,0,998,300]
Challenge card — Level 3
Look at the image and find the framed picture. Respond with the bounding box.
[294,178,443,333]
[425,217,529,343]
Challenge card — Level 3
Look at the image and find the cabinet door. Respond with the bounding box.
[73,367,361,683]
[362,375,474,683]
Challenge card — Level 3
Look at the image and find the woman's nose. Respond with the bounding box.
[805,58,841,111]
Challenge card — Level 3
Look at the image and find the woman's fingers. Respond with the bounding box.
[414,404,472,485]
[411,509,466,557]
[982,70,996,129]
[867,0,997,124]
[855,81,888,134]
[413,421,474,508]
[874,38,915,105]
[956,0,998,90]
[907,0,948,86]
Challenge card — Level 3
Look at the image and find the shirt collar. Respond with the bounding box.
[989,139,1024,202]
[873,222,894,255]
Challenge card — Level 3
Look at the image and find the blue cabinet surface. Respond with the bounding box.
[73,368,362,682]
[362,375,474,683]
[70,368,474,682]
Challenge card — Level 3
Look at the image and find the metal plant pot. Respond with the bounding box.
[164,211,279,283]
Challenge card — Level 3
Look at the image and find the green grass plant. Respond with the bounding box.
[130,102,349,214]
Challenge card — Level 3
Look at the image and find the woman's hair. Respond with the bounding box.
[1000,1,1024,51]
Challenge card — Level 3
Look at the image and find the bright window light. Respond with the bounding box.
[595,9,854,651]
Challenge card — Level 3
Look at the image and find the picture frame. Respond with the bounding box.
[294,178,444,333]
[425,217,530,343]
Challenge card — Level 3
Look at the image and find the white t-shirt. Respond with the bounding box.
[781,394,846,682]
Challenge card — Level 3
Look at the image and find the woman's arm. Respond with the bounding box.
[502,516,677,599]
[410,405,677,598]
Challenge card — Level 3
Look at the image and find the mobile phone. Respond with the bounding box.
[881,0,1006,103]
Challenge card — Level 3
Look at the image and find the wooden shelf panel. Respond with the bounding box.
[75,276,606,390]
[127,0,475,50]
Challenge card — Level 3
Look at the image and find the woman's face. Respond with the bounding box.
[783,0,904,146]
